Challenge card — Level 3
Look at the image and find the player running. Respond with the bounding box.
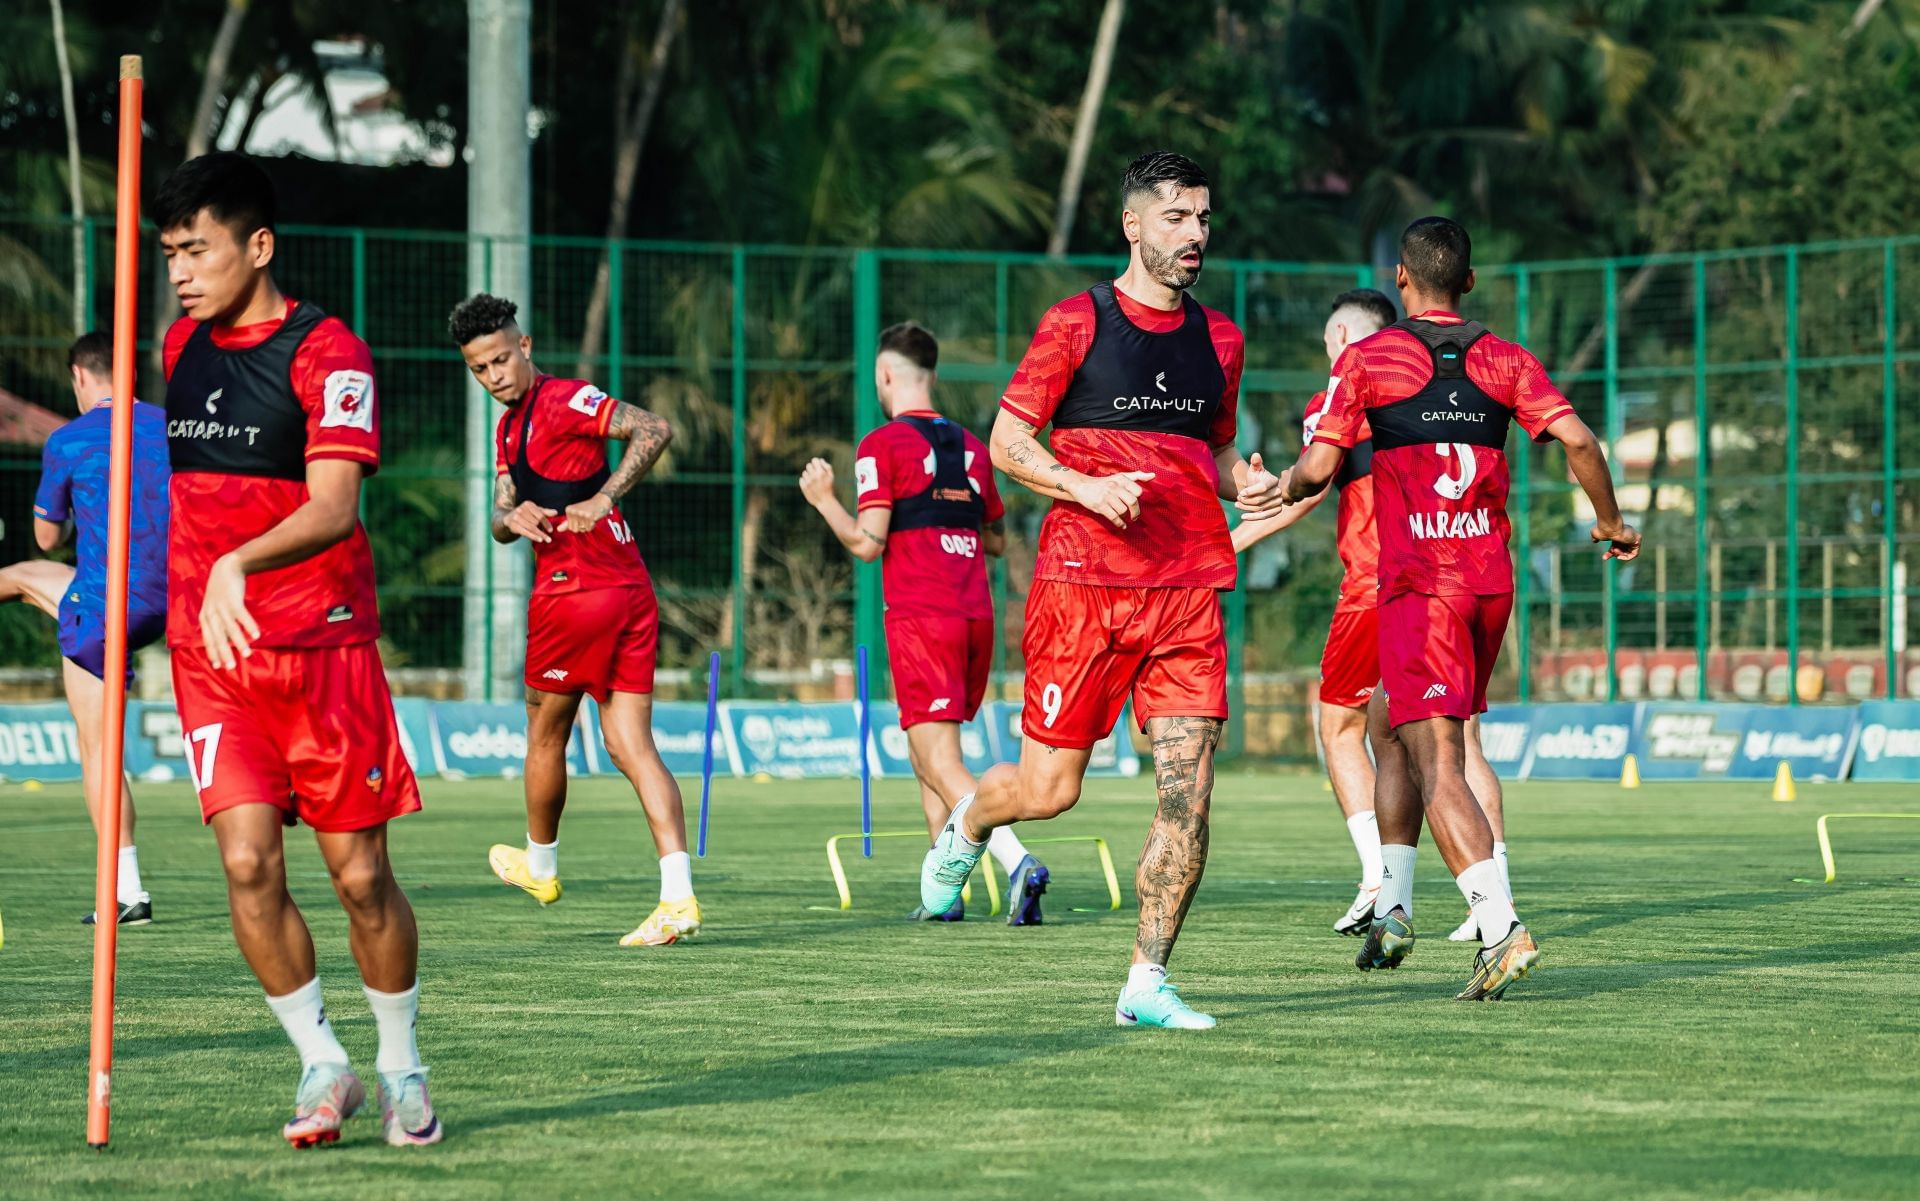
[0,331,169,927]
[158,152,438,1146]
[1277,216,1639,1000]
[1231,291,1514,941]
[798,322,1050,924]
[448,293,701,947]
[918,152,1285,1028]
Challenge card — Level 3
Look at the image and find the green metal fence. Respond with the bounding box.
[1,217,1915,754]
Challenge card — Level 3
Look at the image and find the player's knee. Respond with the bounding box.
[219,840,284,893]
[601,727,657,775]
[329,855,392,912]
[1025,771,1082,819]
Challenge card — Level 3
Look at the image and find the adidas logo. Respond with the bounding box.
[542,669,569,681]
[1381,867,1393,879]
[1422,683,1448,700]
[1469,890,1488,905]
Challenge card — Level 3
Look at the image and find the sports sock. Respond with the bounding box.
[948,795,983,846]
[985,825,1032,875]
[117,845,147,906]
[1346,812,1383,889]
[1456,859,1520,946]
[1493,840,1511,898]
[362,981,423,1075]
[1126,962,1167,994]
[525,835,557,881]
[265,977,350,1069]
[659,850,694,903]
[1377,844,1416,918]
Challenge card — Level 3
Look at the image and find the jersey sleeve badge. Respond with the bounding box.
[855,455,879,495]
[321,369,376,431]
[568,385,609,417]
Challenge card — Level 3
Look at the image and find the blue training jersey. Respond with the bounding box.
[33,400,171,617]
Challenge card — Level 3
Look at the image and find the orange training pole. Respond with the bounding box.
[87,52,142,1151]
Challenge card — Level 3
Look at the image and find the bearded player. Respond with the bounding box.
[449,293,700,948]
[1278,216,1639,1000]
[158,152,437,1146]
[918,152,1285,1028]
[798,322,1050,924]
[1232,290,1515,941]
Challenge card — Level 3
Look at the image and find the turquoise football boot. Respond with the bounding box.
[919,800,988,915]
[1115,976,1217,1030]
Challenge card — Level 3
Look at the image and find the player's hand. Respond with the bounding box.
[563,492,614,534]
[1593,520,1641,562]
[199,552,260,671]
[1235,452,1286,518]
[798,458,835,506]
[504,501,558,543]
[1274,466,1301,505]
[1068,471,1155,530]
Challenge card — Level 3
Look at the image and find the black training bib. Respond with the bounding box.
[1366,318,1512,452]
[888,414,984,533]
[507,375,613,512]
[166,302,327,480]
[1051,281,1225,440]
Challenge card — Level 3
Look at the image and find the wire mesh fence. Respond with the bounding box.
[1,216,1915,754]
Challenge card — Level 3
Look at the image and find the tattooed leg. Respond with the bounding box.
[1133,716,1221,967]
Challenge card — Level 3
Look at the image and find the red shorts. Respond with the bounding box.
[1319,607,1380,709]
[886,611,992,727]
[1020,580,1226,749]
[1379,591,1513,726]
[173,642,423,832]
[526,585,657,702]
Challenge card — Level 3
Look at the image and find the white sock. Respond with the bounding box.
[362,981,423,1075]
[659,850,694,903]
[1377,844,1416,918]
[117,845,147,906]
[985,825,1032,875]
[1126,962,1167,994]
[1457,859,1520,946]
[1493,841,1511,899]
[525,835,557,881]
[949,795,983,846]
[1346,812,1383,889]
[264,978,350,1070]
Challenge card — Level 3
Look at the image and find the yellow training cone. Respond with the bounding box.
[1619,753,1641,789]
[1771,761,1797,803]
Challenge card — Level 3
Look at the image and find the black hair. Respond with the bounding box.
[1400,216,1472,296]
[154,151,276,242]
[68,331,112,377]
[1121,151,1210,207]
[878,321,938,372]
[1329,288,1398,330]
[448,293,521,346]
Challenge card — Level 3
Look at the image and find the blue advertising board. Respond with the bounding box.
[989,701,1142,778]
[721,702,864,779]
[430,701,591,778]
[0,702,83,783]
[865,702,997,778]
[1852,700,1920,781]
[1520,703,1637,780]
[1477,705,1535,779]
[1726,706,1857,781]
[1628,703,1746,780]
[621,699,732,777]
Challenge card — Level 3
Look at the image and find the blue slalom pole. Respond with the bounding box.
[697,650,720,858]
[857,644,872,858]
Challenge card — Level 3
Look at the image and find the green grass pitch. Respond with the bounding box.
[2,773,1917,1199]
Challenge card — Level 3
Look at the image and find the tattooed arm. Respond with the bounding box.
[1135,715,1221,966]
[560,401,672,534]
[990,408,1156,531]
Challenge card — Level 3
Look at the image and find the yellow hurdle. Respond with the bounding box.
[1815,812,1920,883]
[824,831,997,914]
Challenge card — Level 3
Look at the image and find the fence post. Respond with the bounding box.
[1784,247,1801,706]
[851,250,885,691]
[729,246,748,697]
[993,259,1009,365]
[1884,240,1899,699]
[608,246,624,471]
[350,227,367,331]
[82,215,96,332]
[1693,255,1711,701]
[1223,263,1249,757]
[1514,267,1532,703]
[1603,263,1620,703]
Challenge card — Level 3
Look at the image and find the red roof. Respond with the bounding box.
[0,387,69,448]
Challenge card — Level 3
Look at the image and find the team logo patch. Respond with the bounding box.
[366,766,384,792]
[854,456,879,495]
[205,387,223,415]
[551,570,570,583]
[326,604,354,623]
[568,385,608,417]
[1154,371,1168,392]
[542,668,569,681]
[1422,684,1449,700]
[321,369,376,432]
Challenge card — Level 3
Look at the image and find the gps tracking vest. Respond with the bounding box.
[166,301,328,479]
[888,414,983,532]
[1052,281,1225,439]
[1365,317,1512,452]
[509,375,612,511]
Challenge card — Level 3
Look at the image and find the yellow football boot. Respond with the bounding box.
[619,897,702,946]
[488,844,563,905]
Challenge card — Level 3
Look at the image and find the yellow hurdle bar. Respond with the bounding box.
[1021,835,1123,911]
[1815,813,1920,883]
[825,832,998,915]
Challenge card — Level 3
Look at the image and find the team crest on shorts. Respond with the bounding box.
[551,570,570,584]
[366,766,384,792]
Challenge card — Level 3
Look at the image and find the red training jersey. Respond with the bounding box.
[1300,389,1379,614]
[162,303,383,648]
[854,412,1003,619]
[494,376,653,597]
[1313,311,1573,599]
[1001,287,1242,589]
